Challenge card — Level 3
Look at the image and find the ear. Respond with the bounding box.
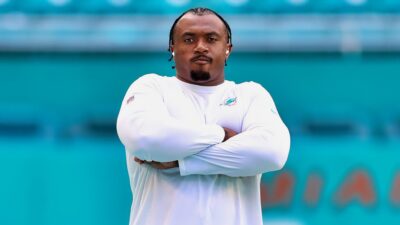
[225,44,233,59]
[169,45,174,54]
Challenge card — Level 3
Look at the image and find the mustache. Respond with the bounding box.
[191,55,212,62]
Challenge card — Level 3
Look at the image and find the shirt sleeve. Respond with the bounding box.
[178,83,290,177]
[116,74,225,162]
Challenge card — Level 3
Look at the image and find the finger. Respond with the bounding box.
[150,162,162,169]
[134,157,145,164]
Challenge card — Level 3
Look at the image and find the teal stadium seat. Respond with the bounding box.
[204,0,253,14]
[20,0,76,13]
[0,0,17,13]
[252,0,313,14]
[130,0,249,15]
[378,0,400,12]
[341,0,376,13]
[313,0,375,13]
[78,0,251,15]
[78,0,136,14]
[311,0,343,13]
[131,0,192,14]
[0,105,53,138]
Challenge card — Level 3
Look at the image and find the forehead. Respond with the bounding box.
[174,13,226,36]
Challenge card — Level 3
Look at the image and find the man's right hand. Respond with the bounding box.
[222,127,238,142]
[134,157,179,169]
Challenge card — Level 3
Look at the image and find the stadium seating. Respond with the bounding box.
[129,0,192,14]
[0,0,16,13]
[314,0,376,13]
[20,0,76,13]
[77,0,135,14]
[379,0,400,12]
[1,0,400,14]
[252,0,313,14]
[203,0,253,14]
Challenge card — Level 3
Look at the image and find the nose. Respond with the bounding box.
[194,39,208,53]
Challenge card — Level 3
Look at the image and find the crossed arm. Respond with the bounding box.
[116,75,290,177]
[133,127,238,170]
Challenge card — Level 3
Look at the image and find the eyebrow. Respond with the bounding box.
[181,32,195,37]
[181,32,221,37]
[205,32,221,37]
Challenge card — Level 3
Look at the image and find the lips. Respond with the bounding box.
[191,55,212,64]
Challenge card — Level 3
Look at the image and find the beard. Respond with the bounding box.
[190,70,211,81]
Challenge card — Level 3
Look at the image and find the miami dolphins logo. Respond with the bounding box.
[221,97,237,106]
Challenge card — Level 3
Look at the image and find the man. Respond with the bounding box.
[116,7,290,225]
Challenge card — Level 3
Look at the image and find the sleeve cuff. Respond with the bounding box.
[209,124,225,144]
[178,158,189,176]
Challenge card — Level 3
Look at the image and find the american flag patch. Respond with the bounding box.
[126,95,135,104]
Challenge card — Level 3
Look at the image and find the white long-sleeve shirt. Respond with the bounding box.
[117,74,290,225]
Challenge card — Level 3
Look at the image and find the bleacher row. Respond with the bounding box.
[0,0,400,14]
[0,116,399,140]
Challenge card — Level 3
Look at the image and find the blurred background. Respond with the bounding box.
[1,0,400,225]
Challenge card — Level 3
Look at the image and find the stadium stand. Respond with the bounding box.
[128,0,192,14]
[0,0,399,14]
[78,0,136,14]
[379,0,400,12]
[0,0,16,13]
[252,0,313,14]
[1,2,400,225]
[21,0,76,13]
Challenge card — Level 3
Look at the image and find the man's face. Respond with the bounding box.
[171,13,232,86]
